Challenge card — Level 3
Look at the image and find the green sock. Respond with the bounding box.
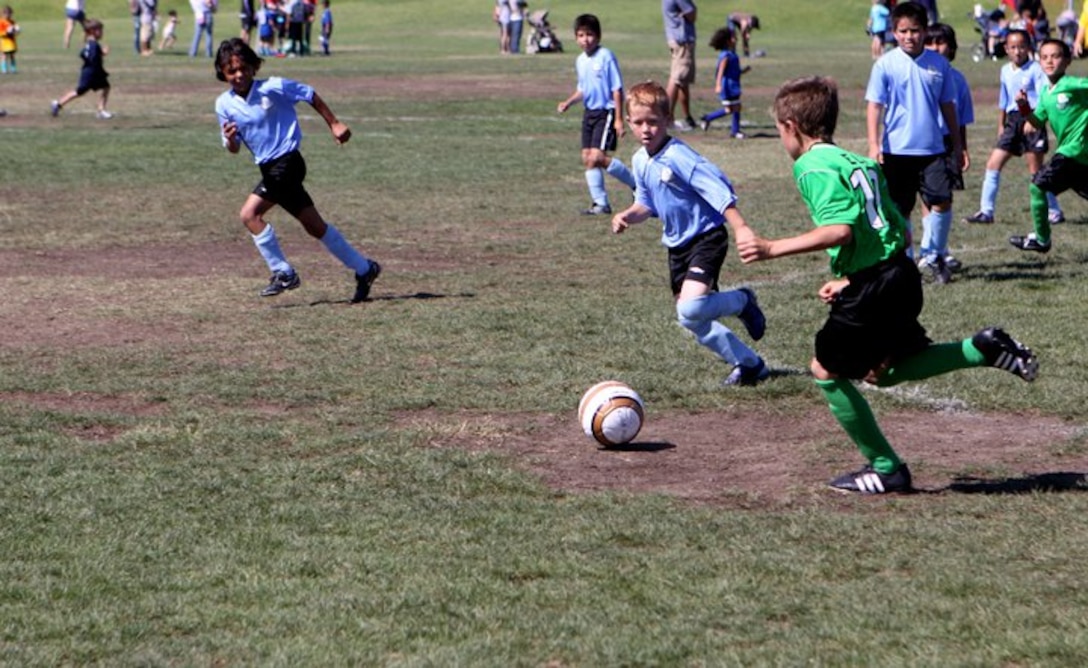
[815,378,901,474]
[877,339,985,386]
[1029,183,1052,245]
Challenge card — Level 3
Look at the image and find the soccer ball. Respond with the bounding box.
[578,381,645,447]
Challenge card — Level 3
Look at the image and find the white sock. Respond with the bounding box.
[252,224,293,275]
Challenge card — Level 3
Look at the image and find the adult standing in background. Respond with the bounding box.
[662,0,697,131]
[63,0,86,48]
[493,0,510,54]
[239,0,256,44]
[508,0,524,54]
[916,0,939,25]
[189,0,216,57]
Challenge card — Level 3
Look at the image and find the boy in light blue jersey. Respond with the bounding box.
[866,2,962,283]
[557,14,636,216]
[964,30,1063,225]
[611,81,768,387]
[214,38,381,302]
[867,0,890,60]
[922,23,972,274]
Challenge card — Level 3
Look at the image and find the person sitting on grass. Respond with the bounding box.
[737,76,1039,494]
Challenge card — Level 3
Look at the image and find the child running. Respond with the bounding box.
[1009,38,1088,254]
[699,26,750,138]
[963,29,1063,226]
[611,81,768,387]
[51,19,112,119]
[557,13,636,216]
[214,37,381,301]
[737,76,1039,494]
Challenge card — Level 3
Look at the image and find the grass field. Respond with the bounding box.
[4,0,1088,664]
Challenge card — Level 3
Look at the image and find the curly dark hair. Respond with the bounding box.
[215,38,263,82]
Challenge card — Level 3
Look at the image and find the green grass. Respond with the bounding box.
[3,0,1088,664]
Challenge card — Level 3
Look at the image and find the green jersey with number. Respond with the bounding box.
[1033,74,1088,163]
[794,143,909,278]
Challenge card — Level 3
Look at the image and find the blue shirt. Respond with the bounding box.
[869,4,890,34]
[662,0,696,44]
[716,49,742,101]
[215,77,314,165]
[576,46,623,111]
[939,66,974,136]
[632,137,737,249]
[999,59,1048,112]
[866,48,957,156]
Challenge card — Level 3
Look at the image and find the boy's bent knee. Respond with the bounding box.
[676,297,711,333]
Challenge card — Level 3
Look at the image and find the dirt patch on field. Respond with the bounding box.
[402,407,1088,508]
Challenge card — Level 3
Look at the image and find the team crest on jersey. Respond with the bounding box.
[1057,93,1071,111]
[261,96,273,110]
[660,167,674,183]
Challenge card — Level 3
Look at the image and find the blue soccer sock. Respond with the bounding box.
[252,224,294,275]
[605,158,636,190]
[320,223,372,274]
[931,208,952,255]
[730,111,741,135]
[1046,191,1062,218]
[585,168,608,207]
[676,293,761,368]
[702,108,727,123]
[979,169,1000,215]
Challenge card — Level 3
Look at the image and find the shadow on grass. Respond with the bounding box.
[270,291,477,308]
[943,471,1088,494]
[602,441,676,453]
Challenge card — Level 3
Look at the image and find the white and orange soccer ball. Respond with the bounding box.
[578,381,645,447]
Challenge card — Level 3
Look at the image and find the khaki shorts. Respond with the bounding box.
[668,40,695,86]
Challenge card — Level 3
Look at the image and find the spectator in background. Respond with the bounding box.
[63,0,86,49]
[494,0,510,54]
[189,0,216,57]
[239,0,256,44]
[508,0,524,54]
[662,0,698,131]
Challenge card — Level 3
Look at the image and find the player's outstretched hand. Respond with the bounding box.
[736,235,769,263]
[818,278,849,304]
[611,212,630,235]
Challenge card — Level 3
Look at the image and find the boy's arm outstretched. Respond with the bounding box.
[557,90,583,114]
[738,224,854,304]
[309,91,351,145]
[611,202,652,234]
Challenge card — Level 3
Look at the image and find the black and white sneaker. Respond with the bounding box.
[722,359,769,386]
[259,270,301,297]
[1008,232,1051,253]
[829,464,913,494]
[352,261,382,303]
[737,287,766,341]
[917,255,951,284]
[580,203,612,216]
[962,210,994,224]
[972,326,1038,382]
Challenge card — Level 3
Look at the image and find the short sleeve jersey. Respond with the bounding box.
[662,0,696,44]
[716,49,742,101]
[576,46,623,111]
[999,59,1048,112]
[869,4,890,34]
[215,76,315,165]
[938,66,974,136]
[866,48,957,156]
[80,39,105,75]
[794,144,909,278]
[1032,74,1088,163]
[632,137,737,249]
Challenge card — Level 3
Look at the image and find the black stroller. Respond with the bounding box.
[526,9,563,53]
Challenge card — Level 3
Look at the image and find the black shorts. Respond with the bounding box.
[1032,153,1088,200]
[881,153,953,218]
[76,68,109,95]
[996,109,1048,156]
[666,225,728,296]
[581,108,618,152]
[254,150,315,217]
[815,252,931,380]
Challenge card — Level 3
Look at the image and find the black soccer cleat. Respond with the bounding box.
[829,464,913,494]
[972,327,1039,382]
[352,260,382,303]
[737,287,766,341]
[260,270,301,297]
[962,210,994,224]
[722,359,769,387]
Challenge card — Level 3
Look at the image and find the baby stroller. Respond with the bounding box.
[526,9,562,53]
[971,5,1008,62]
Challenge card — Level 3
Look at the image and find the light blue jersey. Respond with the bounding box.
[632,137,737,249]
[576,46,623,111]
[869,4,890,34]
[866,48,956,156]
[939,66,974,136]
[999,59,1048,112]
[215,77,315,165]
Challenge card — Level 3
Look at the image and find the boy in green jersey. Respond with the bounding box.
[1009,39,1088,253]
[737,76,1040,494]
